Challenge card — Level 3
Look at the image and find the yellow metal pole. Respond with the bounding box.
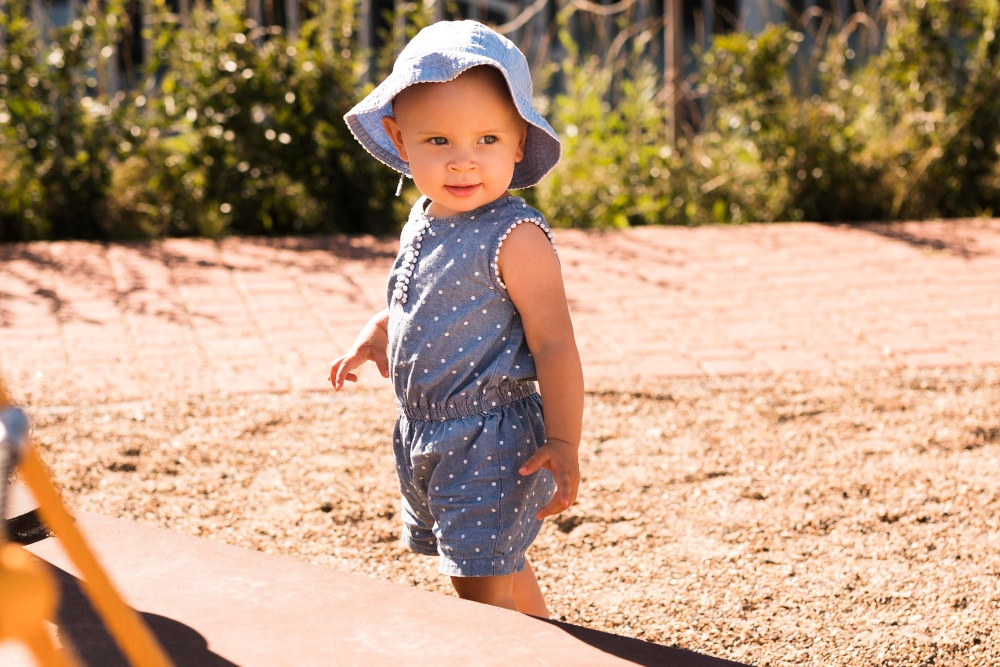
[23,624,78,667]
[0,542,79,667]
[18,446,174,667]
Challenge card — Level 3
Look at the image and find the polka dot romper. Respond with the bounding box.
[387,193,557,577]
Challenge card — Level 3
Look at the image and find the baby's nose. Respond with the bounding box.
[448,149,476,171]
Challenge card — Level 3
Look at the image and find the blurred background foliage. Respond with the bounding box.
[531,0,1000,226]
[1,0,999,240]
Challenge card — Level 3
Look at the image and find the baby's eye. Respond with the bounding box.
[479,135,499,145]
[428,137,448,146]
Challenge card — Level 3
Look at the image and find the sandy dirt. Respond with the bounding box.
[13,364,1000,666]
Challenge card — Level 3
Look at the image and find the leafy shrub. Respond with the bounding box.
[530,34,680,228]
[3,0,1000,239]
[685,25,886,223]
[2,0,400,240]
[111,0,399,237]
[862,0,1000,219]
[0,4,128,240]
[684,0,1000,223]
[536,0,1000,226]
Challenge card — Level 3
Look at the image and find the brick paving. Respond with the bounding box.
[1,220,999,404]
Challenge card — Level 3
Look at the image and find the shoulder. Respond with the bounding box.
[496,196,546,225]
[493,198,554,252]
[497,219,556,261]
[488,197,553,244]
[492,205,559,290]
[403,196,429,228]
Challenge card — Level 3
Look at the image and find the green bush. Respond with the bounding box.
[863,0,1000,219]
[111,0,401,237]
[536,0,1000,226]
[0,5,127,240]
[1,0,400,240]
[684,25,887,224]
[127,0,439,237]
[530,34,679,228]
[2,0,1000,239]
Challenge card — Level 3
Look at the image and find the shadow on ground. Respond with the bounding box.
[853,221,995,258]
[543,618,748,667]
[48,564,235,667]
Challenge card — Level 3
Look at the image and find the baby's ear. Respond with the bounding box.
[515,120,528,163]
[382,116,409,162]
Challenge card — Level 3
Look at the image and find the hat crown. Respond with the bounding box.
[395,21,533,98]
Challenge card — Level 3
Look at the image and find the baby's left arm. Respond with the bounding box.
[498,222,584,520]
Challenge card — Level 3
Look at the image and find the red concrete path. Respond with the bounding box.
[2,220,999,403]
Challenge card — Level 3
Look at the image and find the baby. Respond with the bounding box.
[330,20,583,617]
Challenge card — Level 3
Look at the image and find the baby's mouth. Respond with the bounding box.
[444,184,481,198]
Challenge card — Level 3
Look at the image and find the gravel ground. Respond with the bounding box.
[14,364,1000,666]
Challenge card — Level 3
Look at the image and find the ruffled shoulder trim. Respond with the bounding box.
[491,217,556,291]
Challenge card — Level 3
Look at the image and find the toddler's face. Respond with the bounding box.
[382,67,528,219]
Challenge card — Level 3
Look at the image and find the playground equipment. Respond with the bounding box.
[0,405,174,667]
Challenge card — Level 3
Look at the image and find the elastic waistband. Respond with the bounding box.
[399,381,538,422]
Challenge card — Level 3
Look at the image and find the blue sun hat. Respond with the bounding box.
[344,20,561,190]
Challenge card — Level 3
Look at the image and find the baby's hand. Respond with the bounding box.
[328,311,391,391]
[328,348,388,390]
[519,438,580,519]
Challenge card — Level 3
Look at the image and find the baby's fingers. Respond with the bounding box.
[519,449,549,477]
[334,363,354,390]
[536,468,576,519]
[536,495,569,520]
[372,348,390,379]
[329,354,360,390]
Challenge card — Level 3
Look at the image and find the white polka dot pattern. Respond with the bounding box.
[382,193,558,577]
[392,393,556,577]
[386,194,550,421]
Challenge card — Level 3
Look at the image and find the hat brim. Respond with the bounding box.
[344,52,561,190]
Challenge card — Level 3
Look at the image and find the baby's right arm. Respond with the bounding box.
[328,308,390,391]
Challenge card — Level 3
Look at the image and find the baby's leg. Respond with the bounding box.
[512,559,549,618]
[450,573,517,611]
[450,558,549,617]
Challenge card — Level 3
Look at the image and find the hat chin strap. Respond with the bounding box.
[395,173,406,197]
